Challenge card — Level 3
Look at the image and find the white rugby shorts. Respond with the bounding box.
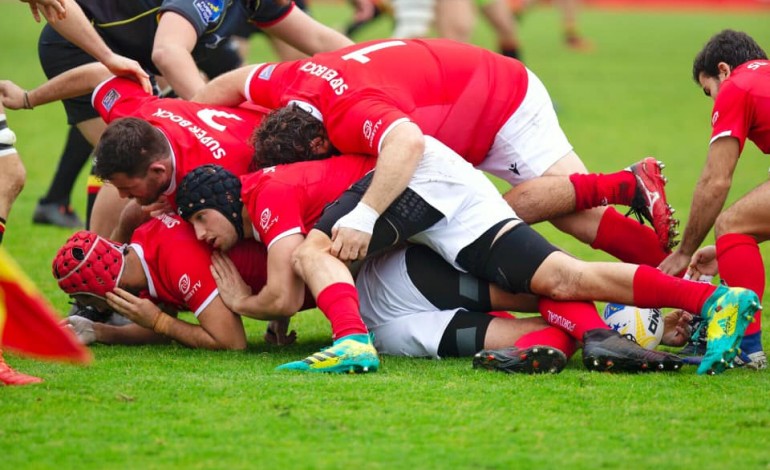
[357,247,458,358]
[477,68,573,186]
[405,136,517,271]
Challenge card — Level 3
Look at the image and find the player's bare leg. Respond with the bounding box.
[0,104,42,386]
[713,181,770,369]
[88,183,130,238]
[282,229,379,373]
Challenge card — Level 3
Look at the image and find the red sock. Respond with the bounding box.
[591,207,668,266]
[632,265,716,313]
[316,283,368,340]
[538,297,608,341]
[569,171,636,211]
[717,233,764,335]
[514,326,578,359]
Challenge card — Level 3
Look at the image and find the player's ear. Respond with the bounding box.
[147,161,167,176]
[717,62,732,81]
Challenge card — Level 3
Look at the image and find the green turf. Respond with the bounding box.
[1,2,770,469]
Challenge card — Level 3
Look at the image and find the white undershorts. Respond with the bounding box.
[476,68,573,187]
[357,247,458,358]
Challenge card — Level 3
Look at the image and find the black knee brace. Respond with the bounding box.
[437,310,494,357]
[405,244,492,312]
[457,222,560,294]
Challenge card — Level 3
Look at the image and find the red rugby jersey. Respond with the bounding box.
[709,60,770,154]
[244,38,528,165]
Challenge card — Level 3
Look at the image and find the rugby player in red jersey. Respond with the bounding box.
[659,30,770,369]
[193,38,678,267]
[176,137,759,375]
[0,63,267,238]
[52,214,271,350]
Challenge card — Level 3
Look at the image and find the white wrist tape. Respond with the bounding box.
[683,273,714,283]
[333,202,379,235]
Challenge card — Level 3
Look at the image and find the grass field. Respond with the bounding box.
[2,2,770,469]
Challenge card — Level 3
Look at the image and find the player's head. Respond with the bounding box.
[250,103,337,170]
[177,164,244,251]
[52,231,127,306]
[692,29,767,99]
[94,118,172,205]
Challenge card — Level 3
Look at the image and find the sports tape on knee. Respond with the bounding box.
[0,127,17,157]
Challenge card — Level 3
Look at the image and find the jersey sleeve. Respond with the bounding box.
[246,180,306,249]
[326,98,413,155]
[160,0,227,36]
[710,81,753,153]
[247,0,294,26]
[91,76,157,123]
[158,239,219,317]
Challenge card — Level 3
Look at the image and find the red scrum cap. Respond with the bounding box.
[52,231,126,299]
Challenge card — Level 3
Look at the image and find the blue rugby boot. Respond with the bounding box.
[734,332,767,370]
[697,286,761,375]
[276,334,379,374]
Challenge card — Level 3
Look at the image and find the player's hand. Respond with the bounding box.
[330,226,372,262]
[210,251,252,313]
[0,80,27,110]
[264,318,297,346]
[660,309,693,347]
[105,287,162,329]
[142,196,173,218]
[685,245,718,281]
[330,202,379,262]
[62,315,96,345]
[351,0,376,21]
[102,53,152,94]
[21,0,66,23]
[657,250,691,277]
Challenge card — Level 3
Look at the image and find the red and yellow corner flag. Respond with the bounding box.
[0,247,91,364]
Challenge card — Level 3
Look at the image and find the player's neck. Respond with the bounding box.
[241,208,254,241]
[120,247,149,291]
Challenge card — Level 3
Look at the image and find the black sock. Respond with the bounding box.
[85,166,102,230]
[500,46,522,61]
[39,126,92,206]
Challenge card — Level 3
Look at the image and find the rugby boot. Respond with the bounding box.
[697,285,761,375]
[733,332,767,370]
[0,351,43,386]
[276,334,379,374]
[473,346,567,374]
[678,315,707,365]
[582,328,683,372]
[33,202,84,228]
[626,157,678,251]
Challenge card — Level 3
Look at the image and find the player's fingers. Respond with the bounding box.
[330,237,342,258]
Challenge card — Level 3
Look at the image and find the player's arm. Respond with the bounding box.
[0,63,111,110]
[332,121,425,261]
[261,6,353,55]
[41,0,150,92]
[93,322,171,345]
[190,65,254,106]
[106,287,247,350]
[151,11,205,100]
[212,234,306,320]
[659,137,740,274]
[110,200,152,243]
